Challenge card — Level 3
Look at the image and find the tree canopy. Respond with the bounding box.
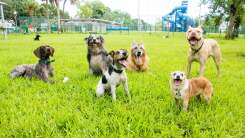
[78,0,150,27]
[203,0,245,39]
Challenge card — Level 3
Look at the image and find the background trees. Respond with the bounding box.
[203,0,245,39]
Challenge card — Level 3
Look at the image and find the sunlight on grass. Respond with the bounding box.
[0,32,245,137]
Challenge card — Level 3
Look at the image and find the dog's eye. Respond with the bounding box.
[173,73,176,76]
[197,30,200,33]
[181,74,183,76]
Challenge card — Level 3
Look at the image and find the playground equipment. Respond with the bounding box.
[162,0,195,32]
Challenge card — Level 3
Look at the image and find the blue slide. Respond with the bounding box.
[162,0,195,32]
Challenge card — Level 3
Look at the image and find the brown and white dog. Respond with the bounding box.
[186,26,221,77]
[127,42,149,71]
[96,49,130,101]
[170,71,213,111]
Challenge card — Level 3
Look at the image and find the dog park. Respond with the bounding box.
[0,0,245,137]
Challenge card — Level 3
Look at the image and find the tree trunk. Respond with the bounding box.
[55,0,61,33]
[63,0,67,14]
[233,16,241,38]
[225,15,236,39]
[46,0,51,33]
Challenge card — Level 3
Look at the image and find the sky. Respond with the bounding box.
[38,0,210,24]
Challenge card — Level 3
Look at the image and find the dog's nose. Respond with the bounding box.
[137,52,141,56]
[176,75,180,79]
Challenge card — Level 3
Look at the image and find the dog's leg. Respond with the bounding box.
[187,57,193,78]
[89,68,93,74]
[175,98,181,109]
[196,95,201,101]
[38,70,53,83]
[49,69,54,77]
[96,81,105,97]
[110,85,117,101]
[199,60,206,77]
[123,80,130,97]
[212,56,221,77]
[183,99,189,112]
[203,87,212,104]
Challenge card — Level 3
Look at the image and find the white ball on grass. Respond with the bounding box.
[63,77,69,83]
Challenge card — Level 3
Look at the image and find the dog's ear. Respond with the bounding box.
[197,25,204,33]
[84,37,89,44]
[131,42,137,49]
[50,46,55,57]
[108,50,115,58]
[98,35,104,43]
[34,46,45,58]
[140,42,144,49]
[197,25,202,29]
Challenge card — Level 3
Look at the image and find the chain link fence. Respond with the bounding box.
[3,16,245,36]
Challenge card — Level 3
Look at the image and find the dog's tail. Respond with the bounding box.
[9,66,26,79]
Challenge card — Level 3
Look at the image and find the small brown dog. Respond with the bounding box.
[10,45,55,83]
[170,71,213,111]
[186,26,221,77]
[127,42,149,71]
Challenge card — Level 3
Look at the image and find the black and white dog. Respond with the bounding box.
[96,49,130,101]
[84,35,112,75]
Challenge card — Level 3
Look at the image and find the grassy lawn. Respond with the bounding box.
[0,32,244,137]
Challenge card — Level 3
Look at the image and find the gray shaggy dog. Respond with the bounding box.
[10,45,55,83]
[84,35,112,75]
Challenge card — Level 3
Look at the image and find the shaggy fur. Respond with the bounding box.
[127,42,149,71]
[10,45,55,83]
[84,35,112,75]
[170,71,213,111]
[186,26,221,77]
[96,49,130,101]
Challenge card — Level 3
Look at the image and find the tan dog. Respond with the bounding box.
[170,71,213,111]
[127,42,149,71]
[186,26,221,77]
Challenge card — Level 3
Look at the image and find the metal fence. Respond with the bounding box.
[3,16,245,36]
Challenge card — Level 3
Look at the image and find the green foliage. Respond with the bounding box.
[79,0,107,19]
[2,0,70,19]
[203,0,245,39]
[0,33,245,137]
[78,0,151,26]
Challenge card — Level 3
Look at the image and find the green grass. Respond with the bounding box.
[0,32,245,137]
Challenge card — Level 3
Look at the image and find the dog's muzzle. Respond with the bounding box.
[136,52,142,57]
[173,78,182,86]
[188,36,201,45]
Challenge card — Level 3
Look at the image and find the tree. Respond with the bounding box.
[79,2,93,18]
[2,0,40,19]
[78,0,107,19]
[225,0,244,39]
[205,0,245,39]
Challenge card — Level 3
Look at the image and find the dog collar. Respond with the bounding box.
[109,64,123,74]
[191,40,204,54]
[39,58,55,65]
[175,89,182,97]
